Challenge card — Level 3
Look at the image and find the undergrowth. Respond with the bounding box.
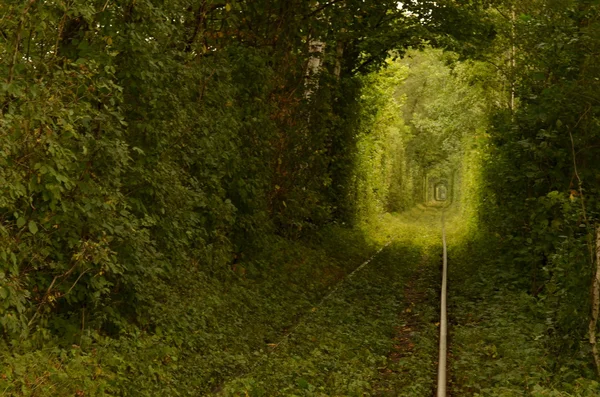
[0,216,397,396]
[219,207,444,396]
[0,220,387,396]
[447,228,600,397]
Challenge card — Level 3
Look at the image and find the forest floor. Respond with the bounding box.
[218,205,600,397]
[445,216,600,397]
[6,205,595,396]
[220,206,443,396]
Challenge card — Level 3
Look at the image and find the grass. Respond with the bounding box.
[219,207,446,396]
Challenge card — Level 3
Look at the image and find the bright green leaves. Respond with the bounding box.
[28,221,38,235]
[354,48,489,218]
[16,218,26,229]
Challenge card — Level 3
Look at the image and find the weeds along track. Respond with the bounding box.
[211,241,392,395]
[218,207,447,396]
[216,207,600,397]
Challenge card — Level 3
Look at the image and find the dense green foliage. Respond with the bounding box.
[352,48,489,220]
[472,0,600,378]
[448,223,600,396]
[3,0,600,395]
[0,0,496,395]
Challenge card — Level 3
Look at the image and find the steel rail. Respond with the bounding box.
[437,212,448,397]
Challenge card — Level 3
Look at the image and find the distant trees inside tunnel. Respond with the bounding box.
[435,183,448,202]
[352,49,487,216]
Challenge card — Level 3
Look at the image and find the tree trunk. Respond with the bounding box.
[305,39,325,99]
[589,225,600,374]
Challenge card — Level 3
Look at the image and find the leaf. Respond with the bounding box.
[297,378,310,389]
[28,221,38,235]
[16,217,26,228]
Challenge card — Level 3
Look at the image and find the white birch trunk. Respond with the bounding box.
[305,40,325,99]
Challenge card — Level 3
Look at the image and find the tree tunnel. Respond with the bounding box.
[435,183,448,202]
[424,173,454,205]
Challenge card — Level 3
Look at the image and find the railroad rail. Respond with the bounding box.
[437,213,448,396]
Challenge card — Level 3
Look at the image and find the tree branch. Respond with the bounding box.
[304,0,345,20]
[352,47,393,75]
[185,2,227,52]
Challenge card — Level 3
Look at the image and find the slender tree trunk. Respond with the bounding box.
[305,39,325,99]
[510,8,516,113]
[590,225,600,374]
[334,40,344,79]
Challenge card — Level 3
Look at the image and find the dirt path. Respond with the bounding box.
[372,248,440,396]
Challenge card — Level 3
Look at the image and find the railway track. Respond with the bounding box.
[437,213,448,396]
[216,208,451,395]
